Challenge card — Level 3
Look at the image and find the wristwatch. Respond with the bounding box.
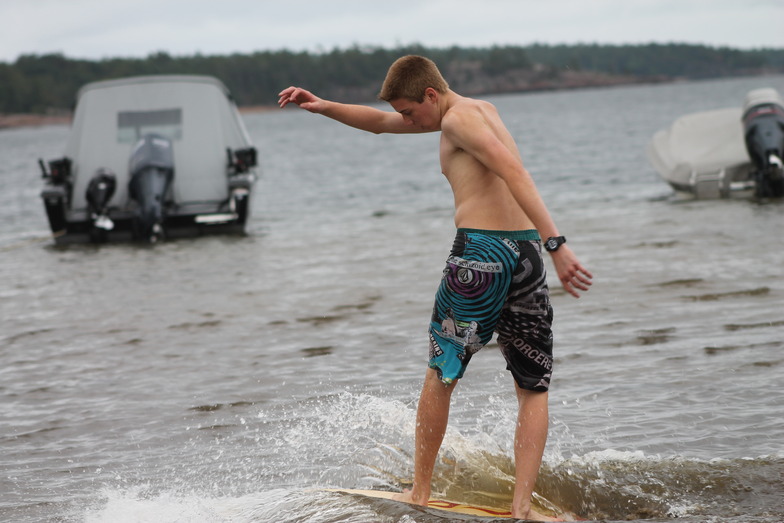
[544,236,566,252]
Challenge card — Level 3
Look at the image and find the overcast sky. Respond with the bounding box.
[2,0,782,63]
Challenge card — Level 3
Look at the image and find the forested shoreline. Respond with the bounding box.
[2,42,783,121]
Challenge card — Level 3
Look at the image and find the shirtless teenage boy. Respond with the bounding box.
[278,55,592,521]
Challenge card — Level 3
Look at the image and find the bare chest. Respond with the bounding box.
[439,134,481,179]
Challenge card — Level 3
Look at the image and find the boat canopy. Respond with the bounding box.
[647,107,750,185]
[65,75,254,212]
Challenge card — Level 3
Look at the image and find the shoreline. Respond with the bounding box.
[0,71,772,131]
[0,113,73,129]
[0,75,658,130]
[0,105,279,130]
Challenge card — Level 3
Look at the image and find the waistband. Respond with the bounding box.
[457,228,541,241]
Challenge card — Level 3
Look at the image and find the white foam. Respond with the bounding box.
[83,488,293,523]
[84,489,224,523]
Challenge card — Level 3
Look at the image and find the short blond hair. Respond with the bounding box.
[378,55,449,103]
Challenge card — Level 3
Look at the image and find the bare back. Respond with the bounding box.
[439,97,536,231]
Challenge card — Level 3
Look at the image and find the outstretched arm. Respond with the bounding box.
[278,86,420,135]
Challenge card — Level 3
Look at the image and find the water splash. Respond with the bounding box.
[73,392,783,522]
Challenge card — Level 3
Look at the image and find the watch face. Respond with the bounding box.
[545,237,564,251]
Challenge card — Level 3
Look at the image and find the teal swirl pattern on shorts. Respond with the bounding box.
[429,229,552,384]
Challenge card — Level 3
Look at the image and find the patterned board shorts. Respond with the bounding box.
[428,228,554,391]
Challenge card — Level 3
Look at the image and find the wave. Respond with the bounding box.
[77,393,782,522]
[540,450,784,520]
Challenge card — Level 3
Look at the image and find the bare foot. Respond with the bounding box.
[391,488,428,507]
[513,506,567,521]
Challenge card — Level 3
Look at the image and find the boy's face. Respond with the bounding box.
[389,88,441,131]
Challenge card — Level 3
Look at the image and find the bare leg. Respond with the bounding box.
[511,385,564,521]
[393,368,456,506]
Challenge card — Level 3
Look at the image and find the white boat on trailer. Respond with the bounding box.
[647,87,784,199]
[39,75,258,243]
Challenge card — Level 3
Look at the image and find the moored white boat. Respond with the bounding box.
[39,75,258,243]
[647,87,784,199]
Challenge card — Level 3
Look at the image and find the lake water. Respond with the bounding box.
[1,74,782,523]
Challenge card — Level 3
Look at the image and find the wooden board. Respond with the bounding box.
[326,488,514,518]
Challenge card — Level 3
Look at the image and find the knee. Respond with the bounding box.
[515,385,548,405]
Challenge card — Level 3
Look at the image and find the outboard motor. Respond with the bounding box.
[39,157,72,234]
[85,168,117,238]
[128,133,174,242]
[226,146,258,224]
[742,88,784,198]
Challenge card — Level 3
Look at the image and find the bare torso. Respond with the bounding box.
[438,99,536,231]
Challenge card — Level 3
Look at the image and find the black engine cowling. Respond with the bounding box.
[86,169,117,235]
[128,133,174,242]
[742,88,784,198]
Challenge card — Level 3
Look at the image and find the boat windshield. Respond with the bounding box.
[117,108,182,143]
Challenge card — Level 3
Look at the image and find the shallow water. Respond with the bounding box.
[1,74,783,522]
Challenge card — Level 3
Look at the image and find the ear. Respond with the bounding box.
[424,87,438,103]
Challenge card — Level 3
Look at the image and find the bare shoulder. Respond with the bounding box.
[442,98,507,152]
[442,98,498,134]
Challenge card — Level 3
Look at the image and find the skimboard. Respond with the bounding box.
[326,488,513,518]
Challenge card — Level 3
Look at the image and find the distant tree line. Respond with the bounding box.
[1,43,782,114]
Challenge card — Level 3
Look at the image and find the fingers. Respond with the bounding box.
[277,86,320,112]
[576,265,593,281]
[562,280,583,298]
[550,246,592,298]
[560,266,592,298]
[277,86,298,108]
[571,267,593,290]
[562,281,580,298]
[277,86,308,108]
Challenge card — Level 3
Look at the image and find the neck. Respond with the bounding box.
[439,89,460,117]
